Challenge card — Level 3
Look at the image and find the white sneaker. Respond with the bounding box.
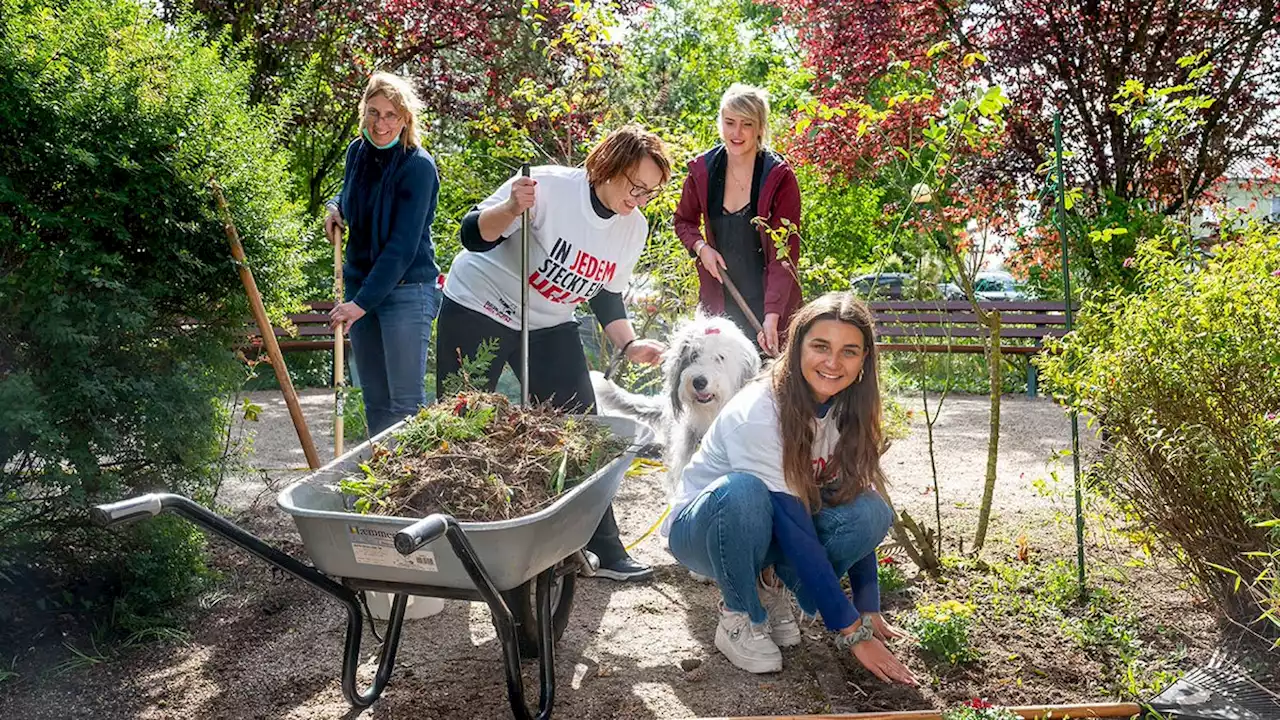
[714,606,782,674]
[758,582,801,647]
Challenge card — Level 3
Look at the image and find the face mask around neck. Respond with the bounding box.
[362,127,401,150]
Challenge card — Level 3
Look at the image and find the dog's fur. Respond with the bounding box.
[591,312,761,490]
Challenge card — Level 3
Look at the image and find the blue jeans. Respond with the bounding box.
[667,473,893,625]
[347,281,442,436]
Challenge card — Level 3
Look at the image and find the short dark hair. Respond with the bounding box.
[584,125,672,186]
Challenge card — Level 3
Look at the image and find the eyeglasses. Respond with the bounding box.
[621,170,664,202]
[365,107,404,127]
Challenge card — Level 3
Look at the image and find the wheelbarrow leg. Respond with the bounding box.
[90,494,404,708]
[496,567,557,720]
[396,515,558,720]
[341,593,408,707]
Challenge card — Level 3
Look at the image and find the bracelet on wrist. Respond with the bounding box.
[619,338,638,358]
[694,239,707,254]
[833,621,875,650]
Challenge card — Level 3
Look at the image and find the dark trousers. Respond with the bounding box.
[435,297,628,565]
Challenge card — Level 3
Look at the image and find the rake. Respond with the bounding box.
[1148,649,1280,719]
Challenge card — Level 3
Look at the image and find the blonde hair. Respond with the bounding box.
[358,72,422,149]
[718,83,770,151]
[584,124,673,186]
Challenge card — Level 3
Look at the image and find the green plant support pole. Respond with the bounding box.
[1054,112,1087,600]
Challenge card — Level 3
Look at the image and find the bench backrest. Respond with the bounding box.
[869,300,1074,352]
[245,301,342,353]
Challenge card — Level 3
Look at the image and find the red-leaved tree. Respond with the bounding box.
[772,0,1279,216]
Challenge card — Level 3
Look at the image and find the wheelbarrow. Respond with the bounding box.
[91,414,641,720]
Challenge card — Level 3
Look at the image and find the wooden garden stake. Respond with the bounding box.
[211,181,322,470]
[330,223,345,457]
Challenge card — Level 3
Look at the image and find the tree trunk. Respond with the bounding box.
[972,310,1002,553]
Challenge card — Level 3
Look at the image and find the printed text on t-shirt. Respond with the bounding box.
[530,238,617,305]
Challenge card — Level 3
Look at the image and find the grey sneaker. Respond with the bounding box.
[758,582,802,647]
[714,605,782,674]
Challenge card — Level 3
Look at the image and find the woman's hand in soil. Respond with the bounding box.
[864,612,912,643]
[850,637,916,686]
[625,338,665,365]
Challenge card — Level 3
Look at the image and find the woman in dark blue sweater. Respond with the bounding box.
[325,73,441,436]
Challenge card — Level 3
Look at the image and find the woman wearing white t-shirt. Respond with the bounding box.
[437,125,672,581]
[663,292,916,683]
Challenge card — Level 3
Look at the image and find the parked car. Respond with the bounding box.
[938,271,1030,302]
[850,272,913,300]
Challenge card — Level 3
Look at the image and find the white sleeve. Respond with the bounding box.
[721,419,792,495]
[604,216,648,294]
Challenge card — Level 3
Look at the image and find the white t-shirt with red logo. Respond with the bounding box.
[443,165,647,330]
[661,378,839,537]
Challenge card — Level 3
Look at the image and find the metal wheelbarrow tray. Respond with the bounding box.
[92,414,641,720]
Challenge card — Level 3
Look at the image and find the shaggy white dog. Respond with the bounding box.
[591,312,761,490]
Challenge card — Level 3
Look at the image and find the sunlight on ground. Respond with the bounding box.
[632,681,695,718]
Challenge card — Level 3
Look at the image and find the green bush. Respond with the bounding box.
[0,0,307,627]
[1037,226,1280,634]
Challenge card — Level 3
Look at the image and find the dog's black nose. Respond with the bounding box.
[692,376,708,391]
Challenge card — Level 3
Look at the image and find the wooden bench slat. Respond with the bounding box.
[877,343,1041,355]
[873,312,1070,326]
[876,326,1064,340]
[868,300,1074,312]
[271,325,338,338]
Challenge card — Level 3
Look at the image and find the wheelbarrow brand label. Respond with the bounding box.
[347,524,438,572]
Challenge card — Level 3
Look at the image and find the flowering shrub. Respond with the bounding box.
[877,554,908,593]
[909,600,978,665]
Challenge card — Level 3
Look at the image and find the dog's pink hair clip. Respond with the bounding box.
[704,328,720,335]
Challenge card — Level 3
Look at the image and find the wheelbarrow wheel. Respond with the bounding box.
[501,567,576,659]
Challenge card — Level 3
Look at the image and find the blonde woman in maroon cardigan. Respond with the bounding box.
[673,83,803,355]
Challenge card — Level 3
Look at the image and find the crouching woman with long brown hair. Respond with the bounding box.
[661,292,916,683]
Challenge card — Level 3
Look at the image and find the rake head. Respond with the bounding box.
[1148,652,1280,720]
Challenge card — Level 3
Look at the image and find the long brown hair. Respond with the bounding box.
[771,292,885,512]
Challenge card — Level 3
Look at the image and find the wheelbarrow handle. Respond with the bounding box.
[394,514,450,556]
[91,494,165,527]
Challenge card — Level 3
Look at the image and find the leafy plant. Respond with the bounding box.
[909,600,978,665]
[877,554,908,593]
[441,337,501,397]
[0,0,305,633]
[1038,226,1280,635]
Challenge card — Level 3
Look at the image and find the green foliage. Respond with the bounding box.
[792,165,890,296]
[441,337,501,397]
[909,600,978,666]
[396,402,496,455]
[876,555,907,593]
[1037,225,1280,634]
[0,0,306,628]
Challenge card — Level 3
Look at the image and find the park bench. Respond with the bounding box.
[243,300,347,355]
[869,300,1075,397]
